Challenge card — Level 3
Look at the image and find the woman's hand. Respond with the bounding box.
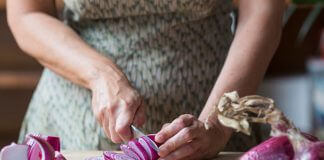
[90,69,146,143]
[155,114,231,160]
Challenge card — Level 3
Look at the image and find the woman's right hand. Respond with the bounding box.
[90,69,146,143]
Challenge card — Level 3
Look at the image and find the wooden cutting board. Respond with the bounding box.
[62,151,241,160]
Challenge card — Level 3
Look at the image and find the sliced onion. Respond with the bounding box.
[27,135,55,160]
[0,143,29,160]
[142,135,161,152]
[54,151,67,160]
[24,134,61,152]
[138,137,159,160]
[45,136,61,152]
[85,156,104,160]
[120,144,141,160]
[127,140,149,160]
[103,151,136,160]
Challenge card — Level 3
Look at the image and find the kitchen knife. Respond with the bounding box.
[130,125,159,151]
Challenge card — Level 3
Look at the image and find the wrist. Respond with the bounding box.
[87,58,127,90]
[200,111,233,145]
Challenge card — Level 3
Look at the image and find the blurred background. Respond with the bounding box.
[0,0,323,148]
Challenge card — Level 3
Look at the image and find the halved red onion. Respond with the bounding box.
[138,137,159,160]
[120,144,141,160]
[127,140,149,160]
[0,143,29,160]
[27,135,55,160]
[103,151,136,160]
[25,134,61,152]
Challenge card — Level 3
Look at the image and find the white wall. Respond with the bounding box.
[257,75,313,132]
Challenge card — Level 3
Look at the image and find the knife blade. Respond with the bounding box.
[131,125,145,139]
[130,125,159,151]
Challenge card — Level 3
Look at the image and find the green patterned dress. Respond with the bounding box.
[19,0,259,151]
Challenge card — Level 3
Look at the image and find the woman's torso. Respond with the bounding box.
[19,0,258,151]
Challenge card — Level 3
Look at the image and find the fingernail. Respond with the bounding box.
[155,134,162,142]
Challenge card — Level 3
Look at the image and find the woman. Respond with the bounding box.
[7,0,284,159]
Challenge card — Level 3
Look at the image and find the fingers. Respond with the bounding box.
[133,99,146,127]
[158,121,199,157]
[102,112,111,139]
[159,140,201,160]
[155,114,195,144]
[107,104,123,143]
[92,85,143,143]
[114,92,142,142]
[115,101,135,142]
[162,123,170,129]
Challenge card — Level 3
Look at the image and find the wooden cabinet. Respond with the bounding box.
[0,0,4,9]
[0,10,42,147]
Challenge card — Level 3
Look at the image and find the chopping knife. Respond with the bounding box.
[131,125,159,151]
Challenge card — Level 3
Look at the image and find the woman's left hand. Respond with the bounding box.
[155,114,232,160]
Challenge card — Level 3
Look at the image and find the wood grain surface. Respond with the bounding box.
[62,151,241,160]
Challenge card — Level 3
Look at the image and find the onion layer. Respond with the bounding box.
[0,134,66,160]
[0,143,29,160]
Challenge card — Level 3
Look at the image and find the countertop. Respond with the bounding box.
[62,151,241,160]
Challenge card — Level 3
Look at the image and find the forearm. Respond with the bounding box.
[199,0,284,123]
[8,11,124,89]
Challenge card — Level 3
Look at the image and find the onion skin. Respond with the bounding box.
[241,134,324,160]
[240,136,294,160]
[295,142,324,160]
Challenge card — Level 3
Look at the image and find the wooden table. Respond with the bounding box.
[63,151,241,160]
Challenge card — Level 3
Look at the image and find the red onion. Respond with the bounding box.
[26,135,55,160]
[54,151,67,160]
[85,156,104,160]
[295,142,324,160]
[44,136,60,152]
[103,151,135,160]
[101,134,161,160]
[127,140,149,160]
[138,137,158,160]
[240,136,294,160]
[146,135,161,148]
[120,144,141,160]
[0,134,65,160]
[0,143,29,160]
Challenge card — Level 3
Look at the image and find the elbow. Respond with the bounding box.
[7,12,33,55]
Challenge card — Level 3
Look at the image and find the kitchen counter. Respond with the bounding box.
[63,151,241,160]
